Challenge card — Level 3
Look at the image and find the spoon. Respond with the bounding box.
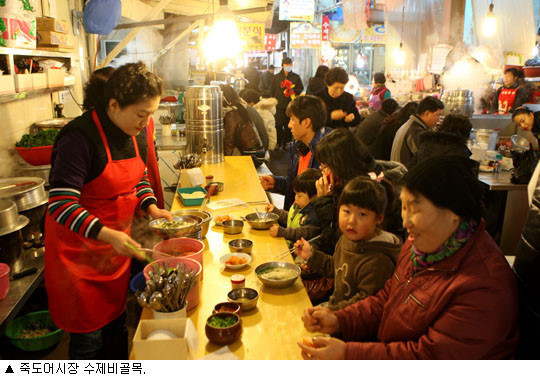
[254,207,264,220]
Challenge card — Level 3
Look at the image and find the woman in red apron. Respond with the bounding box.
[492,67,529,114]
[45,63,171,359]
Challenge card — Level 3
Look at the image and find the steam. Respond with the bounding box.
[441,45,494,114]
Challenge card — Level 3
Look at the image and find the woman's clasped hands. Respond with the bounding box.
[298,306,346,360]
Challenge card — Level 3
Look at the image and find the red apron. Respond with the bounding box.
[145,117,164,209]
[498,88,518,114]
[45,110,145,333]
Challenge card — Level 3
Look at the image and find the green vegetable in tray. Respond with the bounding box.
[208,315,238,328]
[16,129,59,149]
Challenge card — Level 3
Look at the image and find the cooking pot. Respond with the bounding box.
[17,164,51,187]
[34,118,72,131]
[0,200,29,273]
[0,177,48,212]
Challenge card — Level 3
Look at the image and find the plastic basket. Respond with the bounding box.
[5,310,63,351]
[177,186,207,206]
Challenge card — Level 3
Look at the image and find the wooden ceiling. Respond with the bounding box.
[144,0,272,23]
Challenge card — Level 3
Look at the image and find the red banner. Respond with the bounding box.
[265,34,278,51]
[322,15,330,42]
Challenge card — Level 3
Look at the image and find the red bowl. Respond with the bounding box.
[524,66,540,78]
[15,145,53,166]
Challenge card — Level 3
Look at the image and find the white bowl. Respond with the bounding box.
[219,253,252,270]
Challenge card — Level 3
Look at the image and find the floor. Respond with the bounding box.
[1,148,290,360]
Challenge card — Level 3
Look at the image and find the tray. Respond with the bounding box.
[206,198,247,211]
[177,186,207,206]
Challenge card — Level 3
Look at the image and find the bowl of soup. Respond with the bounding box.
[149,216,197,240]
[255,261,301,288]
[244,212,279,230]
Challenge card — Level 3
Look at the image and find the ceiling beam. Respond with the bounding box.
[114,4,272,29]
[97,0,173,68]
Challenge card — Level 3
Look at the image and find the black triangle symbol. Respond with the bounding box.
[5,365,14,373]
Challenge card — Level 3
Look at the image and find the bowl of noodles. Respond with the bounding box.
[255,261,301,288]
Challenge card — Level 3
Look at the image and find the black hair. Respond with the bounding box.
[381,98,399,115]
[382,101,418,126]
[239,88,260,105]
[282,57,292,66]
[314,65,329,78]
[417,96,444,115]
[286,95,327,132]
[504,67,519,77]
[220,84,251,123]
[269,65,275,70]
[373,72,386,85]
[512,106,534,120]
[84,62,163,110]
[314,129,377,194]
[325,67,349,86]
[293,168,322,198]
[83,67,115,111]
[338,175,395,218]
[438,114,472,140]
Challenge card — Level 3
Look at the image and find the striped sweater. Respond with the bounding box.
[48,108,157,239]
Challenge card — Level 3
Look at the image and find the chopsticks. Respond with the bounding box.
[246,200,267,205]
[273,235,321,260]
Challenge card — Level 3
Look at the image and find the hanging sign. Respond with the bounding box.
[290,22,321,49]
[237,23,265,51]
[322,15,330,42]
[279,0,315,22]
[360,24,386,44]
[265,33,278,51]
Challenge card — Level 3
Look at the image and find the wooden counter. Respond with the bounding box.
[136,157,313,360]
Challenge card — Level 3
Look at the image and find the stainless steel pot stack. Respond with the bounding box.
[0,199,29,272]
[441,89,474,117]
[184,86,224,164]
[0,177,48,248]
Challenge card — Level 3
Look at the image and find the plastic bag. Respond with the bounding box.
[83,0,121,35]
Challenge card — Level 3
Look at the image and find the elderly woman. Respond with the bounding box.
[298,156,519,359]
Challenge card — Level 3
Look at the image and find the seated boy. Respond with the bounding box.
[267,168,329,247]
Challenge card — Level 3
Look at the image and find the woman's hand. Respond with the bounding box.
[269,224,279,237]
[147,204,173,221]
[266,202,275,213]
[298,337,347,360]
[344,113,355,123]
[294,238,313,261]
[316,175,332,197]
[330,109,347,121]
[301,306,340,334]
[97,226,145,260]
[260,175,275,190]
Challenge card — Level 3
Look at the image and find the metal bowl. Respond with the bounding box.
[511,134,531,151]
[255,261,301,288]
[227,288,258,312]
[172,210,212,238]
[228,239,253,254]
[244,212,279,230]
[222,219,244,235]
[149,216,197,240]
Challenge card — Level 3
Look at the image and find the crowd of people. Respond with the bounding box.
[44,60,540,360]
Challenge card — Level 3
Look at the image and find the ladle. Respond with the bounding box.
[124,243,172,262]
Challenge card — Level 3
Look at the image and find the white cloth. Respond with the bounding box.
[254,98,278,151]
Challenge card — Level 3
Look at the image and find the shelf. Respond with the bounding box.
[0,47,73,59]
[525,77,540,82]
[0,85,73,104]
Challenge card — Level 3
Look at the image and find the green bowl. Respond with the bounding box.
[5,310,63,351]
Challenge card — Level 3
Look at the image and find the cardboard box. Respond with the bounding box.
[36,17,70,34]
[0,75,16,95]
[31,73,47,89]
[46,68,64,87]
[14,74,33,92]
[133,318,196,360]
[37,30,70,46]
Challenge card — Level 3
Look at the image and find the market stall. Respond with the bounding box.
[132,156,313,360]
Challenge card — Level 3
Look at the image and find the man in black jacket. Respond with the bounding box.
[270,57,304,149]
[355,98,398,147]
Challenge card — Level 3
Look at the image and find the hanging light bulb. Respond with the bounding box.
[203,0,243,63]
[483,2,497,37]
[394,42,405,66]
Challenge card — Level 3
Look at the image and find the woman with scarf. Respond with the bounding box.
[298,156,519,359]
